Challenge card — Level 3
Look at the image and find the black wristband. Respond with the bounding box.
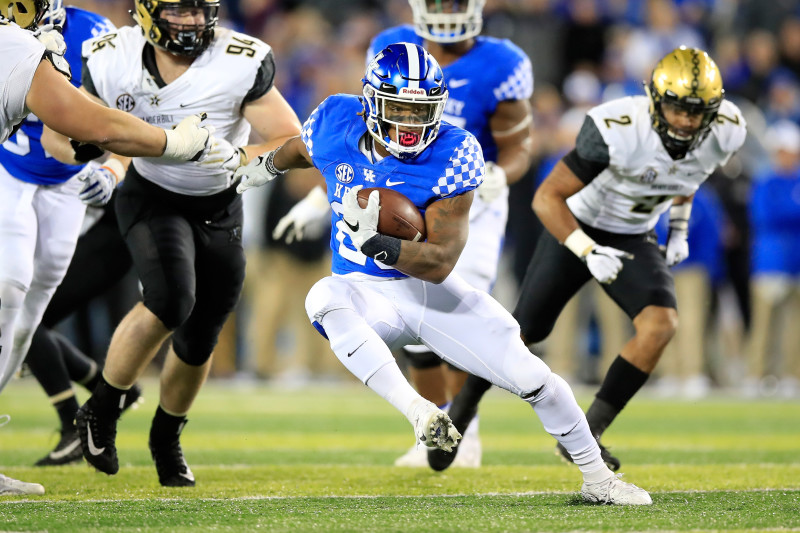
[70,139,105,162]
[361,234,402,265]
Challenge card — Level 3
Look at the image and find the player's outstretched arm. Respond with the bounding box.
[26,59,207,159]
[242,86,304,161]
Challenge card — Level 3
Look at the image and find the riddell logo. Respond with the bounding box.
[400,88,426,96]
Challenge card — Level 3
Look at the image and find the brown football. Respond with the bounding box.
[357,187,427,242]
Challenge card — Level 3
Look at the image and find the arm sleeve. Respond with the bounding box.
[242,50,276,105]
[562,116,610,184]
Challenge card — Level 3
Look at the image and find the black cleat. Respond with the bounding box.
[150,423,195,487]
[427,375,492,472]
[75,403,119,475]
[34,428,83,466]
[556,439,621,472]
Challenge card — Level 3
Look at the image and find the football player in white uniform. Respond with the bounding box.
[235,42,652,505]
[434,47,747,472]
[0,2,210,497]
[71,0,305,487]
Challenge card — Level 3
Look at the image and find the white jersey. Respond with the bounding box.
[567,96,747,234]
[82,26,271,196]
[0,23,45,143]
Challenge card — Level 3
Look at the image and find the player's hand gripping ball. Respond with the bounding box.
[357,187,426,242]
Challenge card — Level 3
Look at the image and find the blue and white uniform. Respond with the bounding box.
[303,95,553,398]
[0,8,114,392]
[368,25,533,291]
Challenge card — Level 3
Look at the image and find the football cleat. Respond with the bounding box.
[408,398,461,452]
[556,439,621,472]
[581,474,652,505]
[121,383,144,413]
[394,443,428,467]
[0,474,45,496]
[450,433,482,468]
[150,422,195,487]
[75,403,119,475]
[34,428,83,467]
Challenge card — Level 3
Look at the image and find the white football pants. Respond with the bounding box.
[0,165,87,393]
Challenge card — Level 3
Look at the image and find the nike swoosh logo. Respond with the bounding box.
[560,421,581,437]
[344,219,359,232]
[347,340,367,357]
[179,468,195,481]
[49,438,80,460]
[385,179,405,186]
[448,79,469,88]
[86,425,106,456]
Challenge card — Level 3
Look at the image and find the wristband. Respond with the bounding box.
[101,158,126,185]
[668,202,692,232]
[264,149,288,176]
[563,228,596,258]
[361,234,402,265]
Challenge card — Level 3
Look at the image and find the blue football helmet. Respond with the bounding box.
[409,0,486,43]
[362,42,448,159]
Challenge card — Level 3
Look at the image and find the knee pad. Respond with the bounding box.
[171,331,215,366]
[144,287,195,331]
[402,345,441,369]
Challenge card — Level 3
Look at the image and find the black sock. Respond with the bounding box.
[150,406,187,446]
[588,355,650,436]
[87,375,129,420]
[54,395,80,433]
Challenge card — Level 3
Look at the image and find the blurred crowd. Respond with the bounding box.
[53,0,800,398]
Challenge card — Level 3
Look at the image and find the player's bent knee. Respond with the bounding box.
[305,277,355,325]
[145,289,195,331]
[172,333,214,366]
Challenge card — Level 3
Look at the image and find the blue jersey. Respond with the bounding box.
[749,168,800,275]
[0,7,114,185]
[302,94,484,278]
[368,26,533,163]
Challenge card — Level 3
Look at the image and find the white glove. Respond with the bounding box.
[32,24,66,55]
[273,186,331,244]
[201,137,245,173]
[665,228,689,266]
[341,185,379,250]
[584,245,633,284]
[564,228,633,284]
[478,161,507,203]
[77,159,123,207]
[665,202,692,267]
[235,149,285,193]
[162,113,214,162]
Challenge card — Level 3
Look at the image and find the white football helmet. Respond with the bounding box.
[409,0,486,43]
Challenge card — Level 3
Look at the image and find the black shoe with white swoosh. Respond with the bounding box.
[150,420,195,487]
[34,428,83,466]
[75,403,119,475]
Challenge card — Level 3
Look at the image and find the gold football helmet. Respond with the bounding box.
[133,0,219,57]
[1,0,50,29]
[646,46,724,154]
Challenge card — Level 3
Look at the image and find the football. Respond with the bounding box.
[357,187,427,242]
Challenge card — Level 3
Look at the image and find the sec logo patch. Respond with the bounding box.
[336,163,354,184]
[116,94,135,112]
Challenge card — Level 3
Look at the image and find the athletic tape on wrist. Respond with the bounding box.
[563,228,596,258]
[361,234,402,265]
[669,203,692,232]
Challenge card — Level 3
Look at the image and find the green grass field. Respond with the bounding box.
[1,378,799,532]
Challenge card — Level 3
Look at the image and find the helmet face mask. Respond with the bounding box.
[134,0,219,58]
[43,0,64,27]
[362,43,448,159]
[409,0,486,43]
[647,46,724,155]
[1,0,50,29]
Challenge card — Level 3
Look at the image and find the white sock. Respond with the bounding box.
[527,373,611,480]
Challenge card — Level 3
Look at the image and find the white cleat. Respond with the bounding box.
[450,433,482,468]
[394,443,428,467]
[581,474,652,506]
[0,473,45,496]
[407,398,461,452]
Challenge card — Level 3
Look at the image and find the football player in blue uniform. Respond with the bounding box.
[275,0,534,468]
[0,0,131,468]
[235,43,652,505]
